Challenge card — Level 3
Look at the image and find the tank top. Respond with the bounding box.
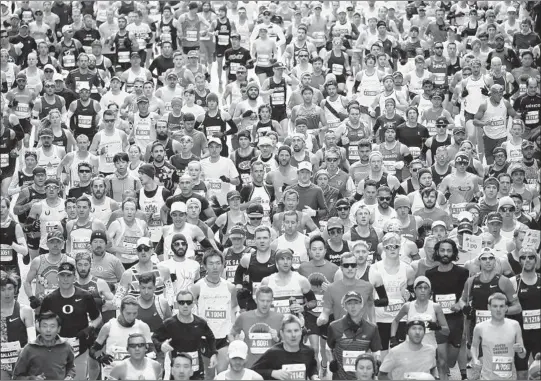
[71,99,98,140]
[505,140,522,163]
[125,358,159,380]
[38,199,66,249]
[17,169,34,189]
[128,264,165,297]
[269,77,287,108]
[357,70,381,106]
[248,252,277,294]
[35,254,68,299]
[68,153,91,188]
[447,56,461,83]
[202,111,227,145]
[90,197,113,225]
[482,99,507,139]
[328,50,346,78]
[374,260,408,323]
[51,128,68,149]
[124,67,145,93]
[165,113,183,132]
[0,128,17,171]
[349,227,379,264]
[23,68,42,93]
[471,274,503,324]
[379,142,402,177]
[1,302,28,372]
[75,276,100,299]
[237,20,251,49]
[215,18,232,48]
[344,124,367,163]
[409,70,429,97]
[158,18,177,49]
[515,274,541,331]
[224,247,252,283]
[274,235,308,270]
[198,279,232,339]
[406,300,437,346]
[464,76,486,114]
[69,219,93,258]
[0,220,18,267]
[430,165,452,187]
[12,90,33,119]
[267,272,305,314]
[429,58,448,88]
[59,40,80,70]
[324,97,346,129]
[234,148,257,186]
[400,216,418,243]
[39,95,64,120]
[194,89,209,110]
[133,113,156,151]
[325,240,349,266]
[20,187,47,225]
[37,146,62,180]
[113,32,133,64]
[479,320,517,380]
[139,186,165,243]
[180,15,201,47]
[379,91,399,115]
[114,218,145,264]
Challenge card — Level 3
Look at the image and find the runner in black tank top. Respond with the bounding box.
[507,253,522,276]
[469,274,503,327]
[429,135,452,160]
[36,55,54,70]
[195,89,209,110]
[17,170,34,189]
[137,297,166,332]
[52,128,68,148]
[39,95,64,120]
[201,111,229,156]
[325,239,349,266]
[247,251,277,291]
[70,99,98,141]
[0,220,21,277]
[2,301,28,374]
[350,227,381,262]
[166,113,183,132]
[234,147,258,188]
[431,165,452,187]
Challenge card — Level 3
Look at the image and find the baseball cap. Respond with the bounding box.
[486,212,503,224]
[257,137,272,147]
[137,95,149,104]
[311,1,322,9]
[408,320,427,331]
[455,152,469,164]
[19,21,29,28]
[90,230,108,243]
[227,190,241,201]
[62,25,73,33]
[498,196,516,209]
[275,249,294,261]
[326,217,343,230]
[208,137,222,146]
[57,262,76,275]
[335,199,349,209]
[297,161,312,172]
[39,128,54,138]
[187,50,199,58]
[53,73,64,81]
[435,117,448,126]
[170,202,187,214]
[521,140,535,149]
[230,32,240,39]
[228,340,248,360]
[453,126,466,135]
[272,61,286,69]
[479,247,496,259]
[171,233,187,245]
[136,237,152,249]
[228,225,246,238]
[414,276,431,289]
[43,64,55,72]
[166,71,178,78]
[47,229,64,242]
[508,163,526,175]
[457,221,473,233]
[130,52,141,59]
[431,220,447,230]
[394,195,411,209]
[343,291,363,303]
[16,72,26,80]
[246,203,264,217]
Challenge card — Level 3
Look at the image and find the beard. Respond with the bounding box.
[423,200,436,210]
[173,247,186,257]
[439,255,451,264]
[248,93,259,100]
[156,132,168,140]
[77,270,90,279]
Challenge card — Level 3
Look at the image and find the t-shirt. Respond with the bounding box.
[215,368,263,380]
[165,192,210,223]
[91,253,125,286]
[322,279,375,322]
[379,342,437,380]
[251,343,318,380]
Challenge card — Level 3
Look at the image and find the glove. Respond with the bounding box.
[463,305,474,319]
[389,336,400,348]
[9,99,18,109]
[77,325,96,341]
[329,360,339,373]
[29,296,41,309]
[374,299,388,307]
[97,353,114,365]
[481,87,489,96]
[426,321,442,331]
[23,253,30,265]
[219,175,230,183]
[503,93,511,100]
[32,219,41,231]
[461,88,469,98]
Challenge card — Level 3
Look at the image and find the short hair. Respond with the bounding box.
[113,152,129,163]
[122,197,138,210]
[283,189,299,200]
[377,185,392,194]
[421,186,437,198]
[138,272,156,285]
[120,295,139,311]
[351,240,370,252]
[513,227,528,239]
[358,139,372,150]
[254,225,271,237]
[64,197,77,207]
[38,311,62,326]
[301,86,313,95]
[202,249,224,266]
[340,252,356,265]
[283,210,299,222]
[90,177,105,188]
[103,109,115,118]
[433,238,459,262]
[497,172,511,182]
[0,270,19,289]
[312,56,323,64]
[255,286,274,298]
[76,195,92,207]
[488,292,508,306]
[309,235,325,248]
[176,290,194,301]
[364,180,378,190]
[280,314,303,331]
[127,333,147,346]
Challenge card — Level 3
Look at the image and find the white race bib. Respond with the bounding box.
[523,309,541,330]
[343,350,365,372]
[282,364,306,380]
[492,356,513,379]
[476,310,491,324]
[0,341,21,365]
[249,332,272,354]
[435,294,456,315]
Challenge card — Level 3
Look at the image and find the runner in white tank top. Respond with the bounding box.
[37,145,64,179]
[357,69,382,108]
[195,277,235,340]
[139,186,166,244]
[481,97,508,140]
[266,271,306,314]
[1,62,16,88]
[406,299,438,346]
[38,198,67,250]
[112,217,146,265]
[91,196,114,225]
[273,231,309,270]
[96,128,124,174]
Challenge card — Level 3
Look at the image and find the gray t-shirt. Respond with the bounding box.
[322,279,375,322]
[379,342,437,380]
[298,261,339,316]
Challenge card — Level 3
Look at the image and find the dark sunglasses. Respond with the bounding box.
[500,207,515,212]
[434,46,444,49]
[384,244,400,250]
[44,69,54,73]
[519,255,536,260]
[104,119,115,123]
[137,246,152,252]
[378,196,391,201]
[328,228,343,235]
[249,216,262,220]
[480,256,495,261]
[336,206,349,211]
[342,263,357,269]
[456,161,469,166]
[326,158,339,162]
[128,343,147,349]
[78,169,91,173]
[299,55,309,58]
[177,300,193,306]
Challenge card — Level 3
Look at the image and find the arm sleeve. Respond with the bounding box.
[86,293,101,320]
[374,285,389,307]
[234,262,246,286]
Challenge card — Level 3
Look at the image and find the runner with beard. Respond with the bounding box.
[13,166,47,260]
[425,239,469,380]
[375,125,412,182]
[520,140,540,186]
[234,226,277,311]
[145,121,181,161]
[163,233,201,295]
[484,147,510,180]
[90,109,130,176]
[408,168,448,216]
[89,177,119,227]
[232,82,264,134]
[36,128,66,180]
[266,145,298,203]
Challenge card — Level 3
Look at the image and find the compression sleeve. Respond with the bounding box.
[374,285,389,307]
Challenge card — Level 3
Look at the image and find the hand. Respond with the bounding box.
[214,131,224,138]
[341,136,350,145]
[369,111,376,118]
[29,296,41,309]
[77,325,96,341]
[99,146,107,155]
[271,370,291,380]
[513,343,525,354]
[450,303,462,312]
[9,99,19,109]
[329,359,339,373]
[471,358,482,369]
[302,206,316,217]
[289,302,303,314]
[161,339,173,353]
[426,321,442,331]
[15,42,23,50]
[316,315,328,326]
[389,336,400,348]
[219,175,230,183]
[395,161,404,170]
[321,282,329,292]
[461,88,469,98]
[251,197,262,205]
[209,354,217,368]
[269,328,279,342]
[35,373,46,380]
[97,353,114,365]
[9,149,18,158]
[462,305,472,317]
[481,87,489,96]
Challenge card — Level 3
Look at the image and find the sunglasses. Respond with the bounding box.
[480,256,495,261]
[177,300,193,306]
[104,119,115,123]
[249,216,262,220]
[44,84,55,88]
[520,255,536,260]
[299,55,309,58]
[137,246,152,252]
[173,241,187,247]
[456,161,469,166]
[384,244,400,250]
[342,263,357,269]
[435,46,444,49]
[326,158,339,162]
[500,207,515,212]
[411,168,421,172]
[45,185,59,190]
[127,343,147,349]
[336,206,349,211]
[436,125,446,128]
[378,197,391,201]
[328,228,343,235]
[78,169,91,173]
[44,69,54,73]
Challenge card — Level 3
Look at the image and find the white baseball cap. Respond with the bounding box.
[228,340,248,359]
[297,161,312,172]
[170,202,187,214]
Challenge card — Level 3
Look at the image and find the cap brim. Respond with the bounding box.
[57,270,74,274]
[248,213,264,217]
[344,297,362,303]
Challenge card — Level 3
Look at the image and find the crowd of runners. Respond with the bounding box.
[0,0,541,380]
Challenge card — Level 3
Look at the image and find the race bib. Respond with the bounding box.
[0,244,11,262]
[186,351,199,372]
[208,179,222,191]
[282,364,306,380]
[314,294,324,313]
[525,111,539,125]
[408,146,421,159]
[435,294,456,315]
[218,35,229,46]
[111,345,128,362]
[66,337,80,357]
[523,309,541,330]
[240,173,252,185]
[273,299,292,314]
[384,301,404,314]
[363,89,379,97]
[75,81,90,92]
[135,127,150,136]
[230,62,240,74]
[78,115,92,129]
[186,30,198,42]
[451,203,468,222]
[0,341,21,365]
[204,309,226,320]
[0,153,9,168]
[492,356,513,379]
[476,310,491,324]
[257,54,269,65]
[332,64,343,76]
[206,125,221,137]
[72,238,90,252]
[426,121,436,136]
[249,332,272,354]
[348,146,359,161]
[122,237,138,261]
[15,102,30,118]
[64,54,75,67]
[118,51,130,63]
[313,32,325,44]
[343,350,365,372]
[434,73,446,85]
[271,92,285,105]
[383,160,396,176]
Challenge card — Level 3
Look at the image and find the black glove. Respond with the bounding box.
[219,175,230,183]
[329,360,339,373]
[503,93,511,100]
[427,321,442,331]
[463,305,474,319]
[29,296,41,309]
[77,325,96,341]
[32,219,41,231]
[23,253,30,265]
[461,88,469,98]
[97,353,114,365]
[481,87,489,96]
[374,299,388,307]
[389,336,400,348]
[9,99,18,109]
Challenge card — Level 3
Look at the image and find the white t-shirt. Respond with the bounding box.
[215,368,263,380]
[200,157,239,206]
